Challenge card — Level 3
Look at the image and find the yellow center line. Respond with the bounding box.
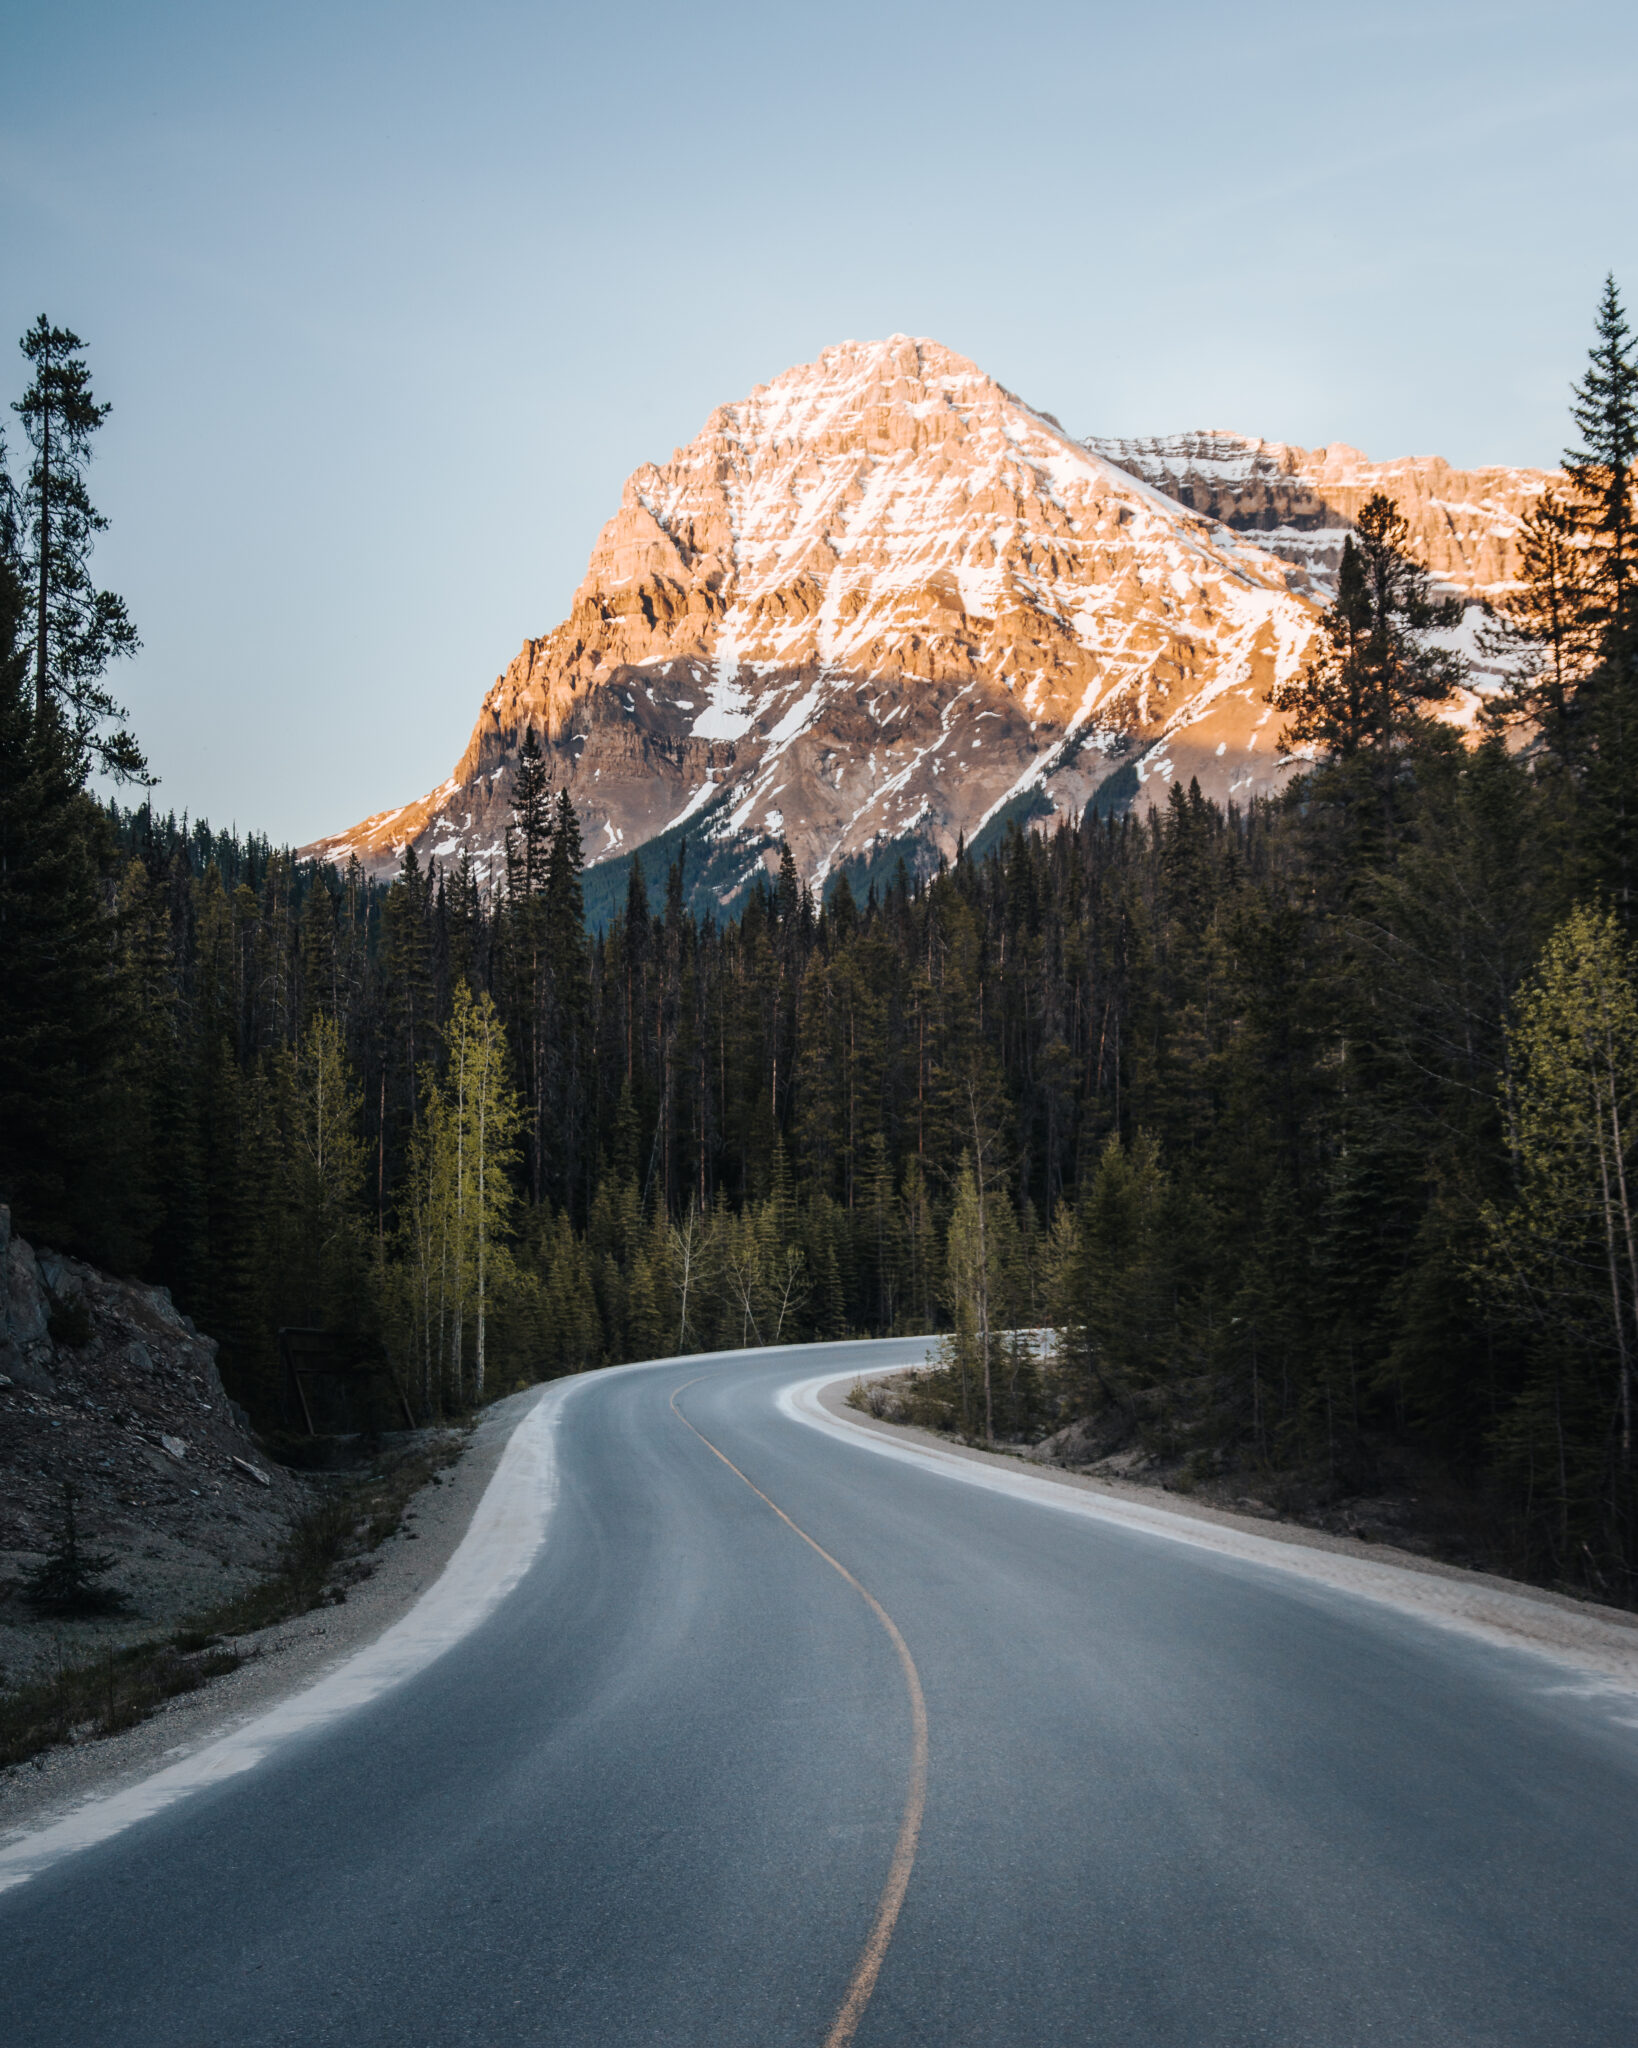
[669,1374,928,2048]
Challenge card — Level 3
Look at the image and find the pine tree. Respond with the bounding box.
[1485,490,1597,763]
[1057,1132,1177,1419]
[775,840,801,937]
[1480,905,1638,1578]
[447,849,483,991]
[1560,279,1638,913]
[299,873,339,1028]
[0,533,135,1262]
[120,852,203,1297]
[382,845,434,1143]
[543,787,591,1212]
[11,319,143,779]
[24,1482,126,1615]
[1565,276,1638,652]
[1269,493,1465,771]
[511,730,553,895]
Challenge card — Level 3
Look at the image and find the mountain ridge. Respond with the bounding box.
[1086,428,1547,603]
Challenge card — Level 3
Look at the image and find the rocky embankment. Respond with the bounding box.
[0,1207,308,1692]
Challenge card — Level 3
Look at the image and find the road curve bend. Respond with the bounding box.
[3,1338,1638,2047]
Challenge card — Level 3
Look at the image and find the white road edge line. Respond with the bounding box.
[0,1378,587,1894]
[0,1342,899,1894]
[14,1338,1636,1897]
[781,1369,1638,1706]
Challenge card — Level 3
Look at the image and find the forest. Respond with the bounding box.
[7,285,1638,1597]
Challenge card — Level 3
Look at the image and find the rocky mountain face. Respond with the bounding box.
[1085,430,1547,605]
[309,345,1556,908]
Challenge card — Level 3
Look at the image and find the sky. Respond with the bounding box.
[4,0,1637,846]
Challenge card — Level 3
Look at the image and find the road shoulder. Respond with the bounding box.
[812,1371,1638,1696]
[0,1385,543,1845]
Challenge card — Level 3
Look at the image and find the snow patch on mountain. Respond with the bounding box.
[306,346,1558,906]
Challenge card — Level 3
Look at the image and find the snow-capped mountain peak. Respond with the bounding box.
[308,342,1553,907]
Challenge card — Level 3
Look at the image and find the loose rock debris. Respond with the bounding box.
[0,1204,309,1694]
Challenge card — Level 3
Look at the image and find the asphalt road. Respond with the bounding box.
[5,1340,1638,2047]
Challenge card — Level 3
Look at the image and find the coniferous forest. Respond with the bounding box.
[9,287,1638,1599]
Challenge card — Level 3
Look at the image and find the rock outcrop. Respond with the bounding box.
[0,1207,306,1688]
[1085,429,1548,604]
[308,345,1558,901]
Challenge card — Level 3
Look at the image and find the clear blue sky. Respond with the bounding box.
[5,0,1636,845]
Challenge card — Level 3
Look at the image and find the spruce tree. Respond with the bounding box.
[1560,278,1638,913]
[447,850,483,990]
[382,845,435,1143]
[511,729,552,895]
[299,873,339,1027]
[24,1482,126,1615]
[545,786,586,938]
[1485,490,1597,762]
[1269,494,1464,769]
[1480,905,1638,1571]
[0,531,134,1262]
[1565,275,1638,650]
[543,788,591,1212]
[11,319,143,779]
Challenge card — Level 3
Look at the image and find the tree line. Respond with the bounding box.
[7,286,1638,1593]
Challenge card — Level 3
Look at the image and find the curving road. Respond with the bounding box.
[5,1340,1638,2046]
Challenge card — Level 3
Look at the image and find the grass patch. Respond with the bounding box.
[0,1639,244,1769]
[0,1430,465,1772]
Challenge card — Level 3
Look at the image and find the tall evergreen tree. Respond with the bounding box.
[1481,905,1638,1580]
[299,873,339,1027]
[510,730,553,896]
[542,787,591,1211]
[382,845,435,1146]
[1559,278,1638,912]
[1270,493,1465,772]
[1486,490,1597,763]
[11,319,143,779]
[1565,276,1638,651]
[0,531,136,1263]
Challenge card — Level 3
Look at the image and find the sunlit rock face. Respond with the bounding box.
[308,344,1556,901]
[1086,430,1550,605]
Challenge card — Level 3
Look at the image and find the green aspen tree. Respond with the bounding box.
[278,1013,369,1329]
[719,1199,764,1348]
[442,982,522,1402]
[666,1198,714,1352]
[940,1155,985,1436]
[396,1100,442,1415]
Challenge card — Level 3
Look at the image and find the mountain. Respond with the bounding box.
[1085,430,1547,605]
[307,343,1555,909]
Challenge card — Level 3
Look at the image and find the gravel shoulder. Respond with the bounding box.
[818,1373,1638,1690]
[0,1384,543,1844]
